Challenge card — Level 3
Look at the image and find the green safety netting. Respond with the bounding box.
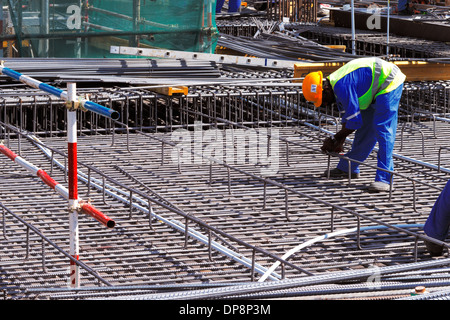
[4,0,219,58]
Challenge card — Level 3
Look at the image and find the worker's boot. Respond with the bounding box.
[324,168,360,179]
[424,240,444,257]
[368,181,392,192]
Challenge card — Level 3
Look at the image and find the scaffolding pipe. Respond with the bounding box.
[67,82,80,288]
[351,0,356,55]
[0,144,115,229]
[387,0,390,55]
[0,64,120,120]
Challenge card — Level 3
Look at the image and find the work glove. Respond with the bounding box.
[321,137,344,154]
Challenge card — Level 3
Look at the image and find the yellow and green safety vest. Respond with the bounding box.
[327,58,406,110]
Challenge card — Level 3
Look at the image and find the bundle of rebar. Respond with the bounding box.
[217,32,357,62]
[0,58,222,84]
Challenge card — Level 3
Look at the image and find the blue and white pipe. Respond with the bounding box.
[0,65,120,120]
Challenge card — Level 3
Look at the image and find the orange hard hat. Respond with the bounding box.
[302,71,323,107]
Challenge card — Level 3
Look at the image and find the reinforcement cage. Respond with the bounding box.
[266,0,318,23]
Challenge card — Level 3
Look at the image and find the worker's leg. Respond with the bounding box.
[372,84,403,184]
[336,107,377,174]
[228,0,242,12]
[424,180,450,241]
[216,0,226,13]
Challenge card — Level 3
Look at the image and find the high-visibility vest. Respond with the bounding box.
[327,58,406,110]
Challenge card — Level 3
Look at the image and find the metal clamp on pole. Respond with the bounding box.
[65,99,80,112]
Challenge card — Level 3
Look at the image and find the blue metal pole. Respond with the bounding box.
[0,65,120,120]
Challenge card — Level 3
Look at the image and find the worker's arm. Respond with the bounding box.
[321,72,361,153]
[333,75,364,132]
[334,122,354,145]
[321,123,354,154]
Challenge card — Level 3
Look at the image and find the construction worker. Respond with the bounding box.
[216,0,242,13]
[423,180,450,256]
[302,57,406,192]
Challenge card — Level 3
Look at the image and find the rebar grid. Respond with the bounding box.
[0,71,449,299]
[0,123,449,299]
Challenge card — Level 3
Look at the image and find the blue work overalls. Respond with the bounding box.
[424,180,450,241]
[330,60,405,184]
[216,0,241,12]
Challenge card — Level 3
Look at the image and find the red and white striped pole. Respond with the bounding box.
[0,81,115,287]
[0,144,116,228]
[67,82,80,288]
[0,141,115,287]
[0,144,69,199]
